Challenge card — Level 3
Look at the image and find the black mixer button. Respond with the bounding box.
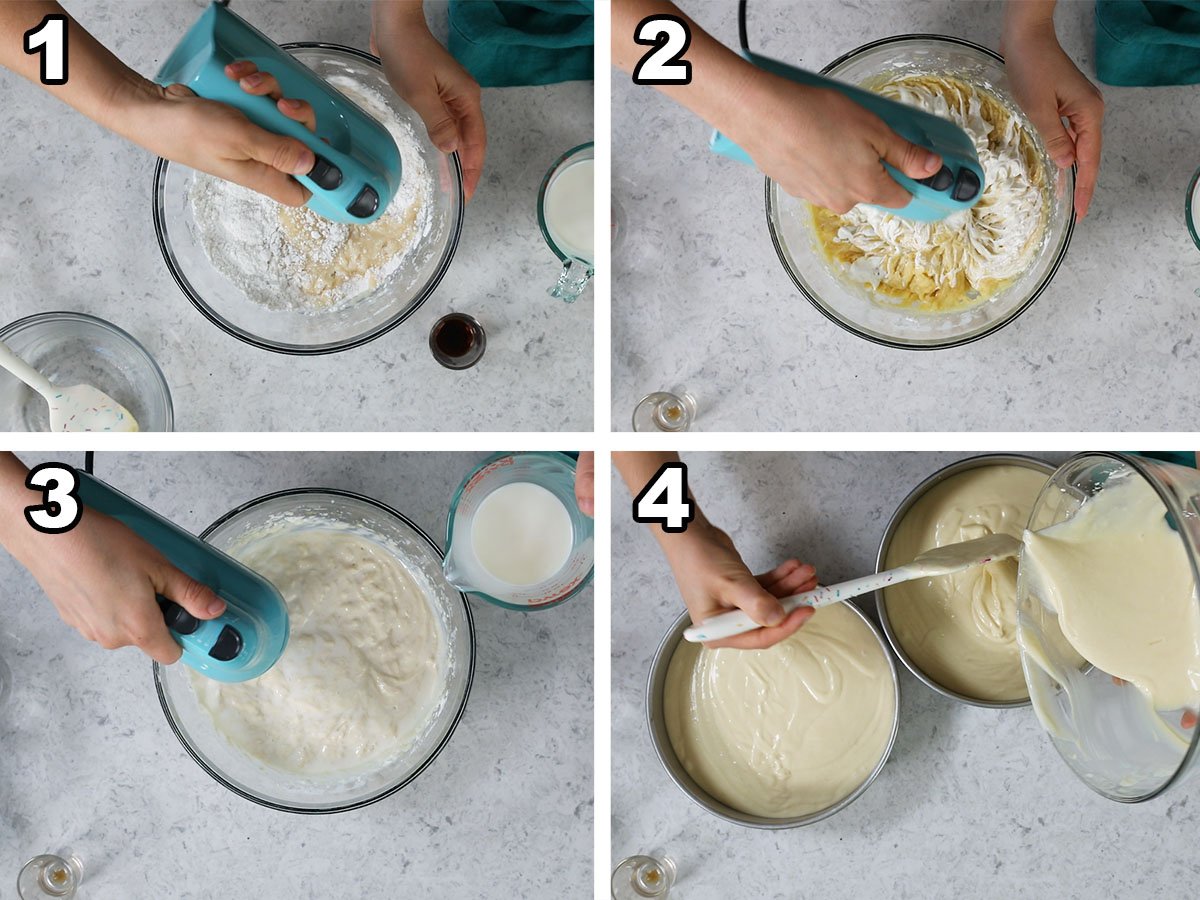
[307,155,343,190]
[953,167,981,201]
[917,165,955,192]
[208,625,244,661]
[347,185,379,219]
[157,595,200,635]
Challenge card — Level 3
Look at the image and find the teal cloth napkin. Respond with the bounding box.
[1096,1,1200,85]
[449,0,594,88]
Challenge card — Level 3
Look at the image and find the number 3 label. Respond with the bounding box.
[632,15,692,85]
[25,463,82,534]
[24,14,69,86]
[633,462,695,533]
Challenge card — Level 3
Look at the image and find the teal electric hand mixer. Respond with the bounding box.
[710,4,985,222]
[77,472,289,682]
[157,1,401,224]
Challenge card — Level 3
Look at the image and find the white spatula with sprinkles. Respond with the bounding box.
[683,533,1021,643]
[0,339,139,432]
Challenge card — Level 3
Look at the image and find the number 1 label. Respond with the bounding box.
[24,14,69,86]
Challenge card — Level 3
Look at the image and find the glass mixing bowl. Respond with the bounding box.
[153,43,464,355]
[766,35,1076,349]
[0,312,173,432]
[1187,165,1200,254]
[1017,453,1200,802]
[154,489,475,813]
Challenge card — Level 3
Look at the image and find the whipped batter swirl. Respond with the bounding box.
[194,522,447,775]
[819,76,1048,310]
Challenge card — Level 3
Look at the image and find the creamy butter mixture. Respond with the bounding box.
[813,75,1048,311]
[194,523,446,775]
[664,603,895,818]
[1023,473,1200,714]
[884,464,1047,702]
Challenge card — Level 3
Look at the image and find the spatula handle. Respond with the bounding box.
[682,566,912,643]
[0,340,54,397]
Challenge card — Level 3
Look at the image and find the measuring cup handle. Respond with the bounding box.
[547,259,593,303]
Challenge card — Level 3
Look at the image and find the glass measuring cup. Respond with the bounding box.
[537,142,594,303]
[1017,452,1200,802]
[17,851,83,899]
[444,452,593,610]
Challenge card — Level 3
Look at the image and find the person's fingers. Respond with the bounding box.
[756,560,816,593]
[767,566,819,600]
[724,578,789,627]
[225,160,312,206]
[1182,710,1197,730]
[238,69,284,102]
[225,60,260,82]
[163,82,197,100]
[1068,112,1102,219]
[278,97,317,134]
[574,452,595,517]
[130,611,184,666]
[705,606,815,650]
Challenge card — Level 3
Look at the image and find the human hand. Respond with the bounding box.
[1002,14,1104,218]
[574,452,595,517]
[725,76,943,214]
[372,5,486,200]
[116,62,319,206]
[12,509,226,665]
[664,521,819,650]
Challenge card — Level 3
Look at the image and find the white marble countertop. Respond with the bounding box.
[0,0,593,432]
[0,451,592,899]
[611,0,1200,431]
[611,451,1200,898]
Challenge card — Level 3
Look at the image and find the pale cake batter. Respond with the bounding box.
[194,522,447,775]
[813,75,1049,311]
[664,603,895,819]
[884,464,1048,702]
[1023,473,1200,714]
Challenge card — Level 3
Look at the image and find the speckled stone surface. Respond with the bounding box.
[611,1,1200,431]
[0,451,592,899]
[612,451,1200,899]
[0,1,593,431]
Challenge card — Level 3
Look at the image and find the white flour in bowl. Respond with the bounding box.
[189,75,434,313]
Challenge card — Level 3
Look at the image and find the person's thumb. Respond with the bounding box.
[243,125,317,179]
[1033,114,1077,169]
[155,566,226,621]
[405,89,460,154]
[727,578,787,628]
[879,130,942,181]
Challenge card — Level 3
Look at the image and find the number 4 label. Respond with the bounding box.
[633,462,695,533]
[632,15,692,86]
[24,14,69,86]
[24,463,82,534]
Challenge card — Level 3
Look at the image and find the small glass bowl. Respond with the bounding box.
[766,35,1076,349]
[153,488,475,813]
[0,312,173,432]
[152,43,464,355]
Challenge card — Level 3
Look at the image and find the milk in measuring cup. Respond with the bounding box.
[543,158,594,265]
[471,482,573,585]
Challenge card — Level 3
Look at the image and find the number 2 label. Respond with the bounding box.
[633,462,695,533]
[24,14,69,86]
[24,463,82,534]
[632,16,692,86]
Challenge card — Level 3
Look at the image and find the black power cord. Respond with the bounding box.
[83,451,94,475]
[737,0,751,54]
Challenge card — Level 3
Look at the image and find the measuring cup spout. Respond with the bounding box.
[441,551,473,593]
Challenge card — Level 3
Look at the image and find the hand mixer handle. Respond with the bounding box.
[157,2,402,225]
[709,50,986,222]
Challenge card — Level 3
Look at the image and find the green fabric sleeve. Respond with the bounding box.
[1096,1,1200,85]
[448,0,594,88]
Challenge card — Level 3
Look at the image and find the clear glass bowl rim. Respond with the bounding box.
[151,42,466,356]
[152,486,476,814]
[763,33,1077,351]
